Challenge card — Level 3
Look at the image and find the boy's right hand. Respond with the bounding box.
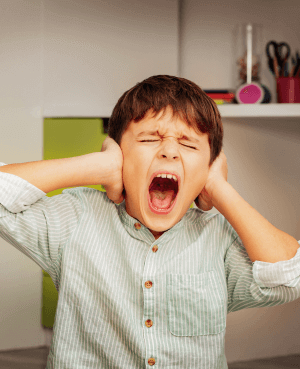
[100,136,125,204]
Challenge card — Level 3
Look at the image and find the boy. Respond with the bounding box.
[0,74,300,368]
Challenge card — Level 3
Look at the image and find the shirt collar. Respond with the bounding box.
[117,200,186,244]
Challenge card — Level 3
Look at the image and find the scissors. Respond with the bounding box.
[293,51,300,76]
[266,41,291,77]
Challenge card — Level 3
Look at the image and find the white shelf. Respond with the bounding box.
[43,103,300,119]
[218,104,300,118]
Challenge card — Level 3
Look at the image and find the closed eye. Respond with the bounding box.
[140,140,159,142]
[140,140,197,149]
[181,143,197,150]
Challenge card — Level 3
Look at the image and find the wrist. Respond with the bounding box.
[209,181,232,208]
[85,151,123,188]
[79,152,112,187]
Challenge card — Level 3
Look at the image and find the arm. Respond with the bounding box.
[212,181,299,262]
[0,137,124,203]
[225,235,300,313]
[0,153,104,194]
[0,137,124,278]
[196,150,299,263]
[0,174,83,279]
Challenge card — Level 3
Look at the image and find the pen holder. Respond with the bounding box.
[276,77,300,103]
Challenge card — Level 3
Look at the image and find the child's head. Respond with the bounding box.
[108,75,223,237]
[108,75,223,166]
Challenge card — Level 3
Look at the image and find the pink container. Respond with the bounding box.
[276,77,300,103]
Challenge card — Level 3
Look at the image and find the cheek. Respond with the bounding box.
[186,160,209,192]
[122,158,136,190]
[122,150,149,191]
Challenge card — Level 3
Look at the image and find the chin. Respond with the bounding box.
[144,216,177,232]
[141,198,186,232]
[126,189,192,232]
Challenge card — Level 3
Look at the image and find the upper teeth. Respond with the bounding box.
[156,173,178,181]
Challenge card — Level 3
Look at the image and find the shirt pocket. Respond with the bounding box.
[166,271,226,336]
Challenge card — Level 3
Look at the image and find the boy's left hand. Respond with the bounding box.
[195,149,228,211]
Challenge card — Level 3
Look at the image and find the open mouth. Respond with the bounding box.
[148,174,179,214]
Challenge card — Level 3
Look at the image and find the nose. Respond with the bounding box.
[157,139,180,161]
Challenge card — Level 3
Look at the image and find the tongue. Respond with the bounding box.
[150,190,175,209]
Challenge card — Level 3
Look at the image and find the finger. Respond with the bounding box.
[104,185,124,204]
[101,136,116,153]
[200,200,213,211]
[107,192,124,204]
[101,136,111,152]
[195,199,213,211]
[194,195,213,211]
[199,189,213,210]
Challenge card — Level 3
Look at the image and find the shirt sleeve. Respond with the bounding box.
[0,163,83,288]
[225,234,300,313]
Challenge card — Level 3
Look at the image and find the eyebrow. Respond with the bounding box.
[136,130,200,144]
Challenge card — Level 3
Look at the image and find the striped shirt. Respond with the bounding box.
[0,163,300,369]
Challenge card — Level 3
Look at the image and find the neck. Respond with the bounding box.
[150,229,165,240]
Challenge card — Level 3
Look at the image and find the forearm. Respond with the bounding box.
[0,152,109,193]
[212,181,299,263]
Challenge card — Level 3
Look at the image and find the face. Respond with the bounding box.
[120,106,211,239]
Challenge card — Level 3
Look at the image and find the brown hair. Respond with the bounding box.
[108,75,223,165]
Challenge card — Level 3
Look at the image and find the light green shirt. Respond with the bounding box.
[0,165,300,369]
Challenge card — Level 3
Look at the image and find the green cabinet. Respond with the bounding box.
[42,118,107,327]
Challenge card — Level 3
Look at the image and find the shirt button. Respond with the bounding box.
[145,281,153,289]
[152,245,158,253]
[145,319,153,328]
[148,357,155,366]
[134,222,141,230]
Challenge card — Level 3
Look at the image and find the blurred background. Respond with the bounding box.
[0,0,300,366]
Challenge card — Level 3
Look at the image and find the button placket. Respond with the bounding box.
[143,278,154,329]
[142,243,160,368]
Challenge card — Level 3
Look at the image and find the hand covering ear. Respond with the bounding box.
[194,149,228,211]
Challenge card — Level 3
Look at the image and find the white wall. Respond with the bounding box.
[0,0,45,350]
[43,0,179,117]
[0,0,178,351]
[180,0,300,363]
[223,117,300,362]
